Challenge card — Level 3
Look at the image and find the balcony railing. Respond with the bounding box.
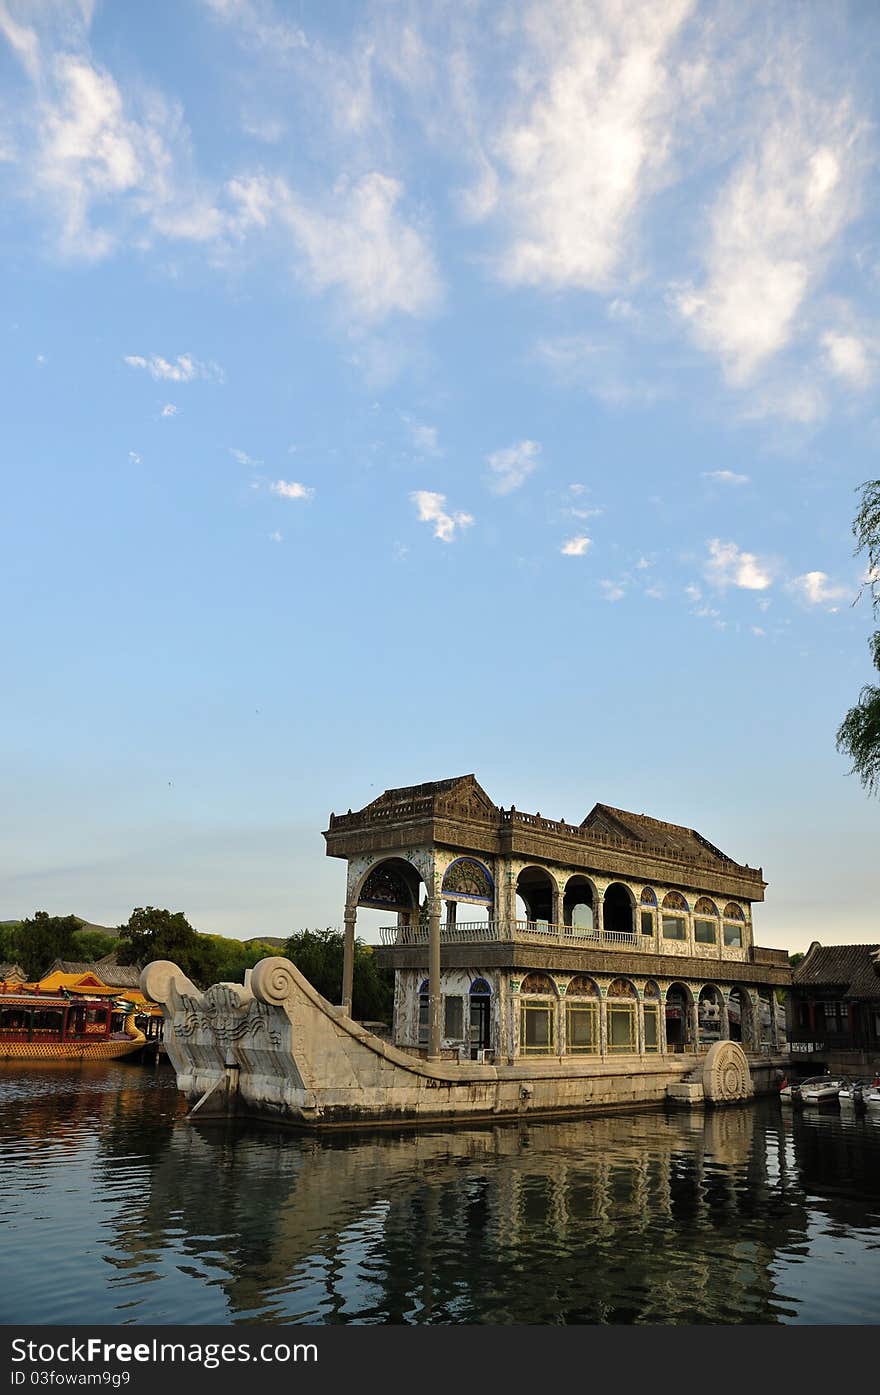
[378,919,642,949]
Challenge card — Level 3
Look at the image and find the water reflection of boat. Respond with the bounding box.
[0,991,145,1061]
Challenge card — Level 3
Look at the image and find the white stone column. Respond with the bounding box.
[428,895,442,1060]
[342,903,356,1015]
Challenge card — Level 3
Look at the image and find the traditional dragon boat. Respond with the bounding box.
[0,989,146,1061]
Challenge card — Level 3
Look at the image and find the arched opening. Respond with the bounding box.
[518,972,557,1055]
[723,903,745,949]
[639,887,657,938]
[698,984,724,1048]
[565,975,599,1055]
[606,977,638,1053]
[726,988,751,1045]
[643,980,661,1053]
[693,898,720,950]
[563,876,595,933]
[468,977,492,1053]
[603,883,635,938]
[661,891,689,944]
[356,856,425,943]
[516,867,556,928]
[665,982,694,1052]
[441,858,493,932]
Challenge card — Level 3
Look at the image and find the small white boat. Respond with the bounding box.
[862,1080,880,1109]
[838,1079,866,1107]
[799,1075,845,1105]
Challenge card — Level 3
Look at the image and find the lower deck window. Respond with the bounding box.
[640,911,654,936]
[723,923,743,947]
[607,1004,636,1052]
[444,995,464,1039]
[566,1004,598,1054]
[418,992,429,1045]
[643,1004,659,1051]
[694,918,716,945]
[520,1002,555,1054]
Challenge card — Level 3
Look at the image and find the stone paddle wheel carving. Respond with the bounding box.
[701,1040,753,1103]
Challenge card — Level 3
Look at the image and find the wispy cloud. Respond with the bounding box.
[410,490,473,542]
[270,479,314,501]
[675,82,866,384]
[486,439,540,495]
[160,403,178,417]
[124,353,223,383]
[230,171,441,322]
[600,579,626,602]
[702,469,749,485]
[560,535,591,557]
[821,329,874,389]
[230,447,261,465]
[704,539,774,591]
[787,570,850,608]
[488,1,694,291]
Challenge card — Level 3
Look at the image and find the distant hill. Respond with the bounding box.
[0,915,118,937]
[2,918,287,947]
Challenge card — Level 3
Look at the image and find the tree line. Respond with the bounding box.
[0,908,393,1024]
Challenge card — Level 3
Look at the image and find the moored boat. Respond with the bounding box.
[799,1075,845,1105]
[0,990,146,1060]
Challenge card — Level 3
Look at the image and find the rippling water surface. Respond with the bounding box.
[1,1062,880,1324]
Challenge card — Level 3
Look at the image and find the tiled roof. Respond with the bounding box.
[582,804,737,867]
[46,957,141,989]
[0,963,26,981]
[793,943,880,998]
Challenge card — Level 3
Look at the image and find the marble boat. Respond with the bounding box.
[143,956,768,1129]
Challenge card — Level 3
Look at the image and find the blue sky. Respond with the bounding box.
[1,0,878,953]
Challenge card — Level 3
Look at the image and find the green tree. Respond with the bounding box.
[116,906,219,987]
[282,929,394,1024]
[11,911,80,979]
[837,479,880,795]
[71,929,120,962]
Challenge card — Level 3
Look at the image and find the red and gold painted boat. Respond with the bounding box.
[0,990,146,1061]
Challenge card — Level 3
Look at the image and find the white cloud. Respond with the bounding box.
[644,584,664,599]
[128,450,141,464]
[270,479,314,501]
[787,571,850,607]
[702,469,749,485]
[490,1,694,290]
[560,535,591,556]
[486,439,540,495]
[675,90,865,382]
[600,579,626,602]
[230,447,260,465]
[821,330,873,389]
[269,529,283,542]
[161,403,177,417]
[410,490,473,542]
[704,539,774,591]
[124,353,223,383]
[401,415,440,456]
[231,171,441,322]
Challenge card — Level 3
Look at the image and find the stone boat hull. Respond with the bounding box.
[142,957,777,1129]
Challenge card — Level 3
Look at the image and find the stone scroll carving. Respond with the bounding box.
[701,1040,753,1103]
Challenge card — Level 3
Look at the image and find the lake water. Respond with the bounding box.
[1,1061,879,1325]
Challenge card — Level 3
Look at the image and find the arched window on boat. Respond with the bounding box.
[469,978,491,1052]
[640,885,657,937]
[723,903,745,948]
[518,973,557,1056]
[694,897,719,947]
[642,980,661,1053]
[565,975,599,1055]
[606,978,638,1054]
[661,891,689,942]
